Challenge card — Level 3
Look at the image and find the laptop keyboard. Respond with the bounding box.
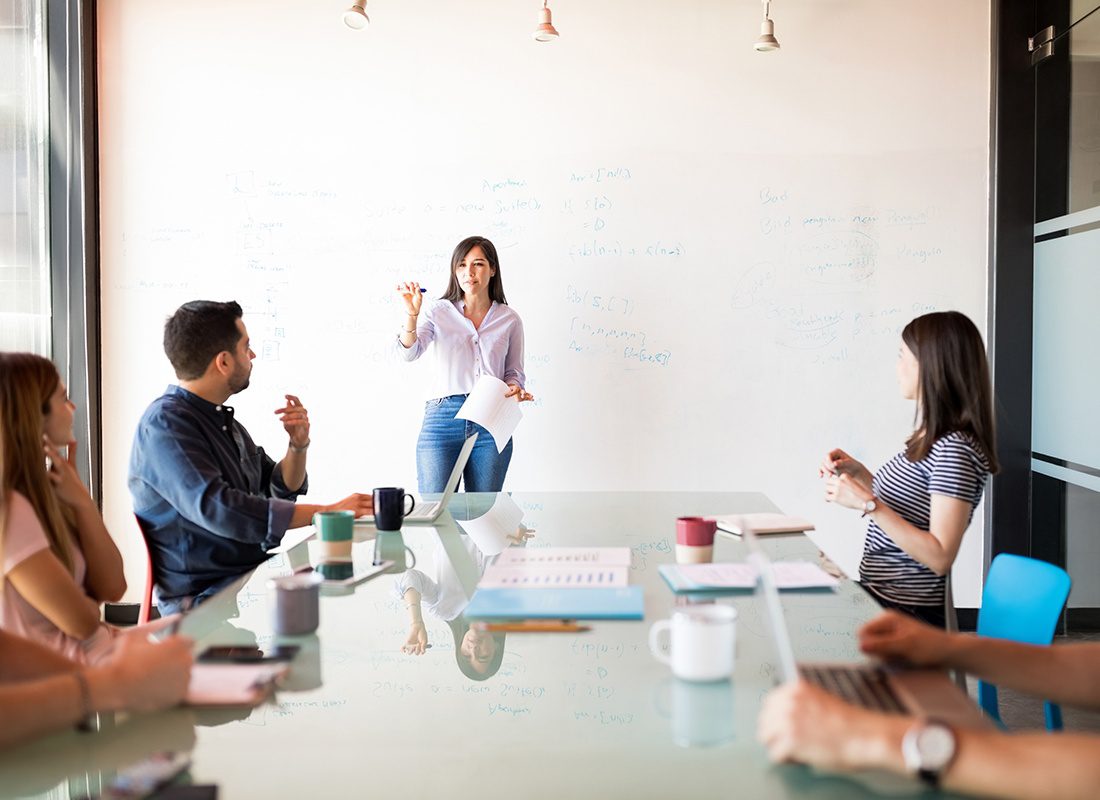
[407,501,439,520]
[799,665,906,714]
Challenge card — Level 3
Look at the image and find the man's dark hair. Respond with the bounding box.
[163,300,244,380]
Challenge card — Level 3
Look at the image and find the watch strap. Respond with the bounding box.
[917,768,940,788]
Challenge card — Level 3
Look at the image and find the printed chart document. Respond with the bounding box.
[481,547,632,589]
[711,513,815,536]
[496,547,632,567]
[658,561,839,593]
[480,563,628,589]
[455,376,522,453]
[469,546,641,619]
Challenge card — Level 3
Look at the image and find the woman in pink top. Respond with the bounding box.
[0,353,127,663]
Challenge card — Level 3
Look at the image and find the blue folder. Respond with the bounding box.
[464,587,645,621]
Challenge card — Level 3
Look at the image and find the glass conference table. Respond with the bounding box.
[0,492,953,799]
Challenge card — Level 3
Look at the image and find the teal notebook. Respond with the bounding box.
[464,587,645,621]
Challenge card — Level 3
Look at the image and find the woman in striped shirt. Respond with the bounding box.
[820,311,999,627]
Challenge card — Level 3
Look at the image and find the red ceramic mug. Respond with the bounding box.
[675,517,717,564]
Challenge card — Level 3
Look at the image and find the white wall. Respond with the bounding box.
[96,1,991,604]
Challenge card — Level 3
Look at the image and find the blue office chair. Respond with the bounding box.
[977,553,1071,730]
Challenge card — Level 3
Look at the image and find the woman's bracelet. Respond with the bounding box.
[289,440,310,453]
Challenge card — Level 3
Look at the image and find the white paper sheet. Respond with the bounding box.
[454,376,523,453]
[454,492,525,555]
[479,564,629,589]
[674,561,839,589]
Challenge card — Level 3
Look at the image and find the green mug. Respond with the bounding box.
[314,510,354,559]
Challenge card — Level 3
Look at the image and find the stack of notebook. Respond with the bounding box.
[464,547,644,620]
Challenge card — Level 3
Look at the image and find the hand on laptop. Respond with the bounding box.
[325,493,374,518]
[859,611,952,667]
[758,680,906,772]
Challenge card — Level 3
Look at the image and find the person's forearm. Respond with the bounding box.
[404,589,424,623]
[289,503,330,529]
[279,450,307,492]
[855,719,1100,800]
[0,673,90,749]
[944,730,1100,800]
[70,499,126,602]
[0,631,78,681]
[942,637,1100,709]
[400,313,418,348]
[866,504,954,575]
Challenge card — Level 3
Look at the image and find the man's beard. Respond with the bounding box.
[228,363,251,394]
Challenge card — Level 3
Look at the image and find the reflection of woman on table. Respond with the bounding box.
[395,236,534,493]
[395,526,532,680]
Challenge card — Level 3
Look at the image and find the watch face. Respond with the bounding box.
[917,724,956,771]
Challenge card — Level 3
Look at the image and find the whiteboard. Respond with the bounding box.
[96,0,991,604]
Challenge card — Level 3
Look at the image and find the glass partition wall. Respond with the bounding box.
[1031,1,1100,627]
[0,0,51,353]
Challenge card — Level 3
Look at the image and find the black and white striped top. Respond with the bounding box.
[859,431,991,607]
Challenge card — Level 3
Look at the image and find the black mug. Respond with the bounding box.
[372,487,416,531]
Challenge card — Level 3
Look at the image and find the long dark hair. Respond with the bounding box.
[440,236,508,305]
[902,311,999,472]
[0,353,76,573]
[447,616,506,681]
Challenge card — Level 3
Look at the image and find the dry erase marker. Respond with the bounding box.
[419,288,427,293]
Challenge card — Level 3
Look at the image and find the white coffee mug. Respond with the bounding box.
[648,604,737,682]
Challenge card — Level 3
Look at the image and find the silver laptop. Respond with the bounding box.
[358,433,478,526]
[744,521,989,728]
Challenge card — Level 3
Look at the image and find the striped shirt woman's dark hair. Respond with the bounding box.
[902,311,999,473]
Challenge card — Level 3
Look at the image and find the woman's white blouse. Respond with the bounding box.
[395,299,525,399]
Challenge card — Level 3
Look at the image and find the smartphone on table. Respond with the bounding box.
[196,645,299,663]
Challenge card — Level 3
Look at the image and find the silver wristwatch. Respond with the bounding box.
[861,497,878,517]
[902,720,956,788]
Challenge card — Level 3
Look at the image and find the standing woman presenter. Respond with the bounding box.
[820,311,999,628]
[395,236,533,493]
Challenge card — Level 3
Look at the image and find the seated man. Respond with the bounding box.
[129,300,372,613]
[0,629,192,749]
[758,610,1100,798]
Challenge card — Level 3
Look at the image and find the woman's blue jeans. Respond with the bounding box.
[416,395,513,494]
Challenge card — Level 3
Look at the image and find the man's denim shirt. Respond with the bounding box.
[128,385,307,605]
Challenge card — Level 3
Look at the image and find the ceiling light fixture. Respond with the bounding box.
[754,1,780,52]
[533,0,559,42]
[343,0,369,30]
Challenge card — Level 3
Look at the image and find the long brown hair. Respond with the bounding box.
[902,311,999,472]
[0,353,75,573]
[440,236,508,305]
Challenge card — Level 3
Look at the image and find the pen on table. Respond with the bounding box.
[473,621,591,633]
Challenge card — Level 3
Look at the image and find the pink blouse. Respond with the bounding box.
[2,491,113,663]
